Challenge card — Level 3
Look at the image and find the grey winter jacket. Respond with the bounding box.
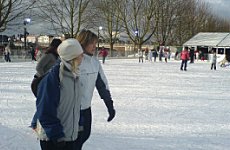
[36,63,81,141]
[36,53,57,77]
[211,54,217,63]
[58,65,81,141]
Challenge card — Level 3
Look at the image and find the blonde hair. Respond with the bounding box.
[69,57,81,72]
[59,55,82,81]
[76,29,98,50]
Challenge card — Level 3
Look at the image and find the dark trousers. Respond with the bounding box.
[102,57,106,64]
[165,57,167,63]
[40,140,75,150]
[5,53,11,62]
[75,108,92,150]
[211,63,216,70]
[139,57,143,63]
[180,60,188,70]
[32,54,36,61]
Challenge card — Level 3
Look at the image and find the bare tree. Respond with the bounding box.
[112,0,157,51]
[93,0,122,56]
[153,0,180,46]
[0,0,36,32]
[203,11,230,32]
[34,0,91,37]
[171,0,211,45]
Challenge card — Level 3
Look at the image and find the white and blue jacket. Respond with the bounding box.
[79,54,112,110]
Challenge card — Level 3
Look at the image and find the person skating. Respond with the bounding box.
[75,29,116,150]
[211,51,217,70]
[99,46,108,64]
[180,47,190,71]
[35,39,62,77]
[32,39,84,150]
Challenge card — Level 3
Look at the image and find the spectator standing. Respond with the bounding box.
[189,48,195,63]
[175,50,179,60]
[159,47,163,62]
[3,45,7,61]
[164,51,168,63]
[4,44,11,62]
[211,51,217,70]
[149,50,153,62]
[145,48,149,60]
[152,49,158,62]
[138,49,143,63]
[195,50,199,61]
[75,29,116,150]
[168,48,171,60]
[180,47,190,71]
[30,46,36,61]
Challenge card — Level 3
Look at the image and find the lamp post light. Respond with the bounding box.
[97,26,103,55]
[135,29,139,42]
[134,29,139,53]
[24,18,31,51]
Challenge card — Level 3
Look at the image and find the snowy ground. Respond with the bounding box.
[0,59,230,150]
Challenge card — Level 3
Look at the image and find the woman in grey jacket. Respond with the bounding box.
[75,29,116,150]
[35,38,62,77]
[35,39,84,150]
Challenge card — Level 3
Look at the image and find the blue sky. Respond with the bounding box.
[204,0,230,19]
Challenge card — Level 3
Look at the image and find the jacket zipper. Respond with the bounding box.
[71,78,76,140]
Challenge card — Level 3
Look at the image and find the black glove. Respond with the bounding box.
[104,100,116,122]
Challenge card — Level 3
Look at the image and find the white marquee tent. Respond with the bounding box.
[183,32,230,47]
[183,32,230,61]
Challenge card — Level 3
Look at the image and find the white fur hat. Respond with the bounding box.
[57,38,83,61]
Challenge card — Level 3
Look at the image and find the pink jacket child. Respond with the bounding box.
[180,49,189,60]
[99,48,108,57]
[99,47,108,64]
[180,47,190,71]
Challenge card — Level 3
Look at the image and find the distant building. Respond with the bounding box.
[26,35,37,43]
[37,35,53,47]
[37,35,62,47]
[14,40,24,47]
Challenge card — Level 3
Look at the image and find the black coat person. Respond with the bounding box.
[30,46,36,61]
[159,49,163,61]
[189,48,195,63]
[152,49,158,62]
[4,44,11,62]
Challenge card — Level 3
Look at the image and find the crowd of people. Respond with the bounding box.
[136,45,229,71]
[2,42,229,70]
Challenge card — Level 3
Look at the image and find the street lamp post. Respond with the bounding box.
[135,28,139,44]
[1,34,3,46]
[97,26,103,56]
[134,28,139,53]
[24,18,31,51]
